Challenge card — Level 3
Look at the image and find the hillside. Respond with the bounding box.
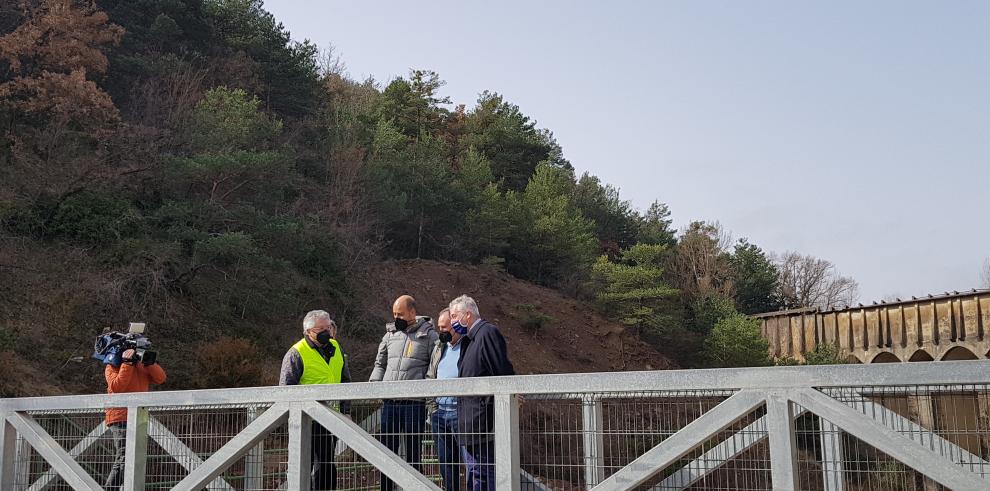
[2,0,794,398]
[0,255,674,398]
[360,259,676,376]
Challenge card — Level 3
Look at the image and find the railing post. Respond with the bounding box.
[494,394,520,491]
[582,396,605,486]
[1,413,16,491]
[287,406,312,491]
[820,420,845,491]
[767,392,798,491]
[244,406,265,491]
[13,434,29,489]
[123,406,148,491]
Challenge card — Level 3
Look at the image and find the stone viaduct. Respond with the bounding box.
[755,289,990,363]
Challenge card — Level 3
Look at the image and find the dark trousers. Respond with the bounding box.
[431,409,462,491]
[378,400,426,491]
[104,422,126,491]
[312,422,338,490]
[461,439,495,491]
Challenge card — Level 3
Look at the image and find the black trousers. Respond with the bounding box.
[312,421,339,490]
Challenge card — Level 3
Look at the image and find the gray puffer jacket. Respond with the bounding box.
[369,316,439,383]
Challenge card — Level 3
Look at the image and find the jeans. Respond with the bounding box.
[104,423,126,491]
[378,400,426,491]
[461,439,495,491]
[312,422,339,490]
[431,409,461,491]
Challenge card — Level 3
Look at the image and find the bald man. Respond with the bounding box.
[369,294,439,491]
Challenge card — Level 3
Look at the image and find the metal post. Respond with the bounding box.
[287,406,312,491]
[123,406,148,491]
[494,394,521,491]
[1,413,16,491]
[13,435,29,490]
[767,392,798,491]
[582,396,605,486]
[819,420,845,491]
[244,406,265,491]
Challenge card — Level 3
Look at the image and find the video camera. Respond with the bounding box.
[92,322,158,366]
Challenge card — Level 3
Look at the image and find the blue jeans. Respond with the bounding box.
[378,400,426,491]
[431,409,462,491]
[461,439,495,491]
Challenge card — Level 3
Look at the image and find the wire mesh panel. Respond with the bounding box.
[20,409,111,490]
[649,403,770,491]
[792,384,990,491]
[145,404,290,491]
[515,390,772,491]
[794,402,949,491]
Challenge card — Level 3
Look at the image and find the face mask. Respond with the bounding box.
[451,319,468,335]
[315,330,332,346]
[394,317,410,331]
[438,331,453,344]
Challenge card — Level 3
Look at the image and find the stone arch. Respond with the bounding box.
[908,349,934,362]
[941,346,978,361]
[845,354,863,364]
[871,352,901,363]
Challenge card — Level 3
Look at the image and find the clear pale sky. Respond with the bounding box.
[264,1,990,302]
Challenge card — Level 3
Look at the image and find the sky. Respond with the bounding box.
[264,0,990,302]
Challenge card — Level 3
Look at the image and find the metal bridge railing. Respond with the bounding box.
[3,362,990,490]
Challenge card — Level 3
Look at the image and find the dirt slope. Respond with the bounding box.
[359,259,675,375]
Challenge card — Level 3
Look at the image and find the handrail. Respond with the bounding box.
[1,361,988,411]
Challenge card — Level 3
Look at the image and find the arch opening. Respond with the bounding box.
[871,352,901,364]
[941,346,978,361]
[908,349,934,362]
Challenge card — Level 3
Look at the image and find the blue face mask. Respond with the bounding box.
[451,319,468,335]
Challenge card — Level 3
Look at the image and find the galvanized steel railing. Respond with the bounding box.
[3,361,990,490]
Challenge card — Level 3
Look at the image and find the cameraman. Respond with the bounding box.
[104,348,166,490]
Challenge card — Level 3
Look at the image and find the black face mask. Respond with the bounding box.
[315,330,332,346]
[394,317,410,331]
[438,331,453,344]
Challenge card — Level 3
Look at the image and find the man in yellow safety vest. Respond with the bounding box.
[279,310,352,490]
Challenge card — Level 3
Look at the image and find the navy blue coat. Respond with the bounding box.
[456,319,515,445]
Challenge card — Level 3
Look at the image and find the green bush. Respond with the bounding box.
[513,304,554,336]
[50,192,136,244]
[0,326,15,352]
[705,314,771,368]
[194,232,258,266]
[804,343,846,365]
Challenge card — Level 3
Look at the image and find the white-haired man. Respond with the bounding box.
[448,295,514,491]
[279,310,352,490]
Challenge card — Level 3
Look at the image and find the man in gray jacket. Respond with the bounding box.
[369,294,439,491]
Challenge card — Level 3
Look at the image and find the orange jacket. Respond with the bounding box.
[104,362,167,424]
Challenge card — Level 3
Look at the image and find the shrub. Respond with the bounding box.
[196,335,270,388]
[804,343,845,365]
[705,314,771,367]
[50,192,136,244]
[513,304,554,337]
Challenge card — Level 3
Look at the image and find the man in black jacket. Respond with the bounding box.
[448,294,514,491]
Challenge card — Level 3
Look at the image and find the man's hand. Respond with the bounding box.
[122,349,136,363]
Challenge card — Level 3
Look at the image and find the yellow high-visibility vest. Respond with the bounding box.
[292,338,344,385]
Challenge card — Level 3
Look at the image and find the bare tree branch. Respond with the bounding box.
[774,251,859,309]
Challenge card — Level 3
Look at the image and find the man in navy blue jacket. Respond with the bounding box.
[448,294,515,491]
